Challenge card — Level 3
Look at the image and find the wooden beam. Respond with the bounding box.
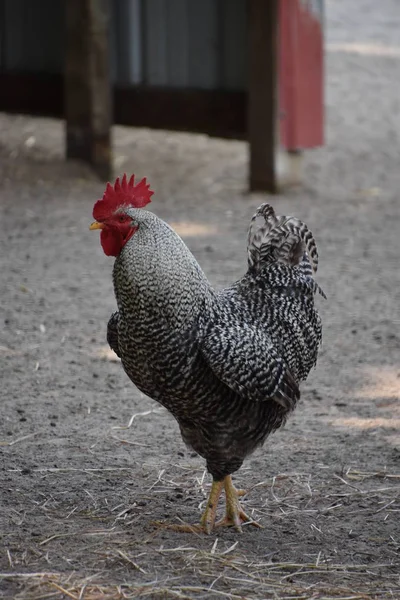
[0,73,246,140]
[114,85,246,139]
[65,0,112,180]
[247,0,279,192]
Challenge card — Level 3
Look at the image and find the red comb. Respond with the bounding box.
[93,174,154,221]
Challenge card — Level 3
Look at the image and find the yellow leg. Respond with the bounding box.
[154,476,261,534]
[215,475,262,532]
[200,479,224,534]
[153,479,224,534]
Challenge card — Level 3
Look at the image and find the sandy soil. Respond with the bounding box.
[1,1,399,598]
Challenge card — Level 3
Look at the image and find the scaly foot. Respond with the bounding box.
[154,476,261,534]
[215,475,262,532]
[154,479,224,534]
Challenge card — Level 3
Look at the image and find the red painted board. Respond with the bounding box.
[279,0,324,149]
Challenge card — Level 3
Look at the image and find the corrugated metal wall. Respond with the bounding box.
[0,0,247,91]
[0,0,65,73]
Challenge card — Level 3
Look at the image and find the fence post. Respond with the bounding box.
[65,0,112,180]
[248,0,279,193]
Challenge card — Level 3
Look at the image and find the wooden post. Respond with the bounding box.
[248,0,279,193]
[65,0,112,180]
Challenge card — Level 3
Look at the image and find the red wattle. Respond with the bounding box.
[100,225,137,257]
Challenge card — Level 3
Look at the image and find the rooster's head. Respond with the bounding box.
[90,174,154,257]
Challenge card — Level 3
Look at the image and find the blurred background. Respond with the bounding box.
[0,0,324,188]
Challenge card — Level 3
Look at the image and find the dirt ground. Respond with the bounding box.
[1,1,399,598]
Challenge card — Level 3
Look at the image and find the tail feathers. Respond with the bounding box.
[307,278,327,299]
[272,369,300,412]
[247,203,319,274]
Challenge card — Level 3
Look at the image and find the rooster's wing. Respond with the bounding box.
[200,319,299,412]
[107,311,121,358]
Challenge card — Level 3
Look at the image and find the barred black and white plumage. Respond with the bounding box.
[108,203,323,480]
[92,183,324,531]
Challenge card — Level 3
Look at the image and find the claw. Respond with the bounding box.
[218,476,263,532]
[153,521,203,534]
[153,476,261,534]
[215,510,263,532]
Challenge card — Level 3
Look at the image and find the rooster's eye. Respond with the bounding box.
[119,215,126,223]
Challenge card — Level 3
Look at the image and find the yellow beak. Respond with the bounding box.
[89,221,105,230]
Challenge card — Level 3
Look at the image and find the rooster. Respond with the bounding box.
[90,174,324,533]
